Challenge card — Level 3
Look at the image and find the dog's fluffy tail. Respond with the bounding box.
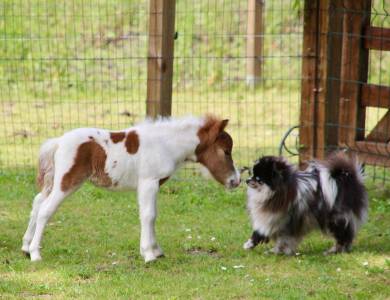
[327,151,364,184]
[36,138,59,196]
[327,151,368,222]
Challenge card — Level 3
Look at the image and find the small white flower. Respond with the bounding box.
[295,252,301,256]
[185,228,191,232]
[197,235,201,240]
[211,237,216,241]
[187,235,192,239]
[363,261,369,267]
[221,266,227,271]
[336,267,341,272]
[112,261,118,265]
[233,265,245,269]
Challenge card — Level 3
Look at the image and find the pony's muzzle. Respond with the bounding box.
[226,168,241,189]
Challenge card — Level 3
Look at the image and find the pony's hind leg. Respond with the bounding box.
[21,193,45,255]
[28,188,69,261]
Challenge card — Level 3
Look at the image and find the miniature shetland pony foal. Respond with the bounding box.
[22,115,240,262]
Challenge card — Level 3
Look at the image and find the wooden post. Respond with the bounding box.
[299,0,320,163]
[246,0,264,87]
[146,0,176,118]
[299,0,344,163]
[316,0,344,157]
[338,0,371,147]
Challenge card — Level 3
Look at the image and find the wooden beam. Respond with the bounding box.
[361,84,390,108]
[366,110,390,143]
[299,0,344,163]
[299,0,319,163]
[317,0,344,158]
[353,152,390,167]
[364,26,390,51]
[338,0,371,145]
[246,0,264,87]
[146,0,176,118]
[349,141,390,167]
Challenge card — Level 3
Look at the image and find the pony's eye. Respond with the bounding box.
[224,150,231,156]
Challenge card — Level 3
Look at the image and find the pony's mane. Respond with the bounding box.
[135,114,219,130]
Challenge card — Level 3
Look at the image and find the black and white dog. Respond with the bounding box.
[243,152,368,255]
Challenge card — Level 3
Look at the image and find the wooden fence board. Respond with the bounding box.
[146,0,176,117]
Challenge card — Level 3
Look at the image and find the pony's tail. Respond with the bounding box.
[36,138,59,196]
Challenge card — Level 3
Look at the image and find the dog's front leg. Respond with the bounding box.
[137,179,163,263]
[243,231,269,250]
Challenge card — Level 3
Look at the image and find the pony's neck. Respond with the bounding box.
[141,116,204,163]
[166,117,203,162]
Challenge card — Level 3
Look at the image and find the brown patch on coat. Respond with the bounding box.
[195,116,235,185]
[125,131,139,154]
[61,141,112,191]
[159,177,170,186]
[36,167,44,190]
[110,131,126,143]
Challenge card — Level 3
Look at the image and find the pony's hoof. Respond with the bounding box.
[30,250,42,262]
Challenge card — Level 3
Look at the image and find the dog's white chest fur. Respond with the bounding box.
[246,186,283,236]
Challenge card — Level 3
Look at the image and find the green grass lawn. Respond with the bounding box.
[0,170,389,299]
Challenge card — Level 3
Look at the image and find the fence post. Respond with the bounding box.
[246,0,264,87]
[299,0,344,163]
[300,0,320,163]
[146,0,176,118]
[338,0,371,147]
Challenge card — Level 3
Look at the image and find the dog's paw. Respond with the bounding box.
[324,244,350,255]
[243,239,255,250]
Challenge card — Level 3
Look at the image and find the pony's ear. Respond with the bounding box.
[197,117,229,152]
[207,118,229,144]
[219,119,229,132]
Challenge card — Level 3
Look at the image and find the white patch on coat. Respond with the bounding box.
[246,185,284,236]
[22,115,240,263]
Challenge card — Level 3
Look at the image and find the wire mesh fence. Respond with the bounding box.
[0,0,302,173]
[1,0,390,183]
[322,0,390,183]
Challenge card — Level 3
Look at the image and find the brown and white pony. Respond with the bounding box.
[22,115,240,262]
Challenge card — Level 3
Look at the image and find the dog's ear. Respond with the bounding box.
[271,162,286,184]
[265,160,297,212]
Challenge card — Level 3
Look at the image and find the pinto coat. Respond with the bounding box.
[22,115,240,262]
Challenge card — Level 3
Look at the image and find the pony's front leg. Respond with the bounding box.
[137,179,163,263]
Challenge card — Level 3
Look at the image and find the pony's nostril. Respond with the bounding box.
[229,178,239,187]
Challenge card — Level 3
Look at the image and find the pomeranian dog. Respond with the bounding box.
[243,152,368,255]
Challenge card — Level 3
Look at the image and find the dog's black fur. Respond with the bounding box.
[244,152,368,255]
